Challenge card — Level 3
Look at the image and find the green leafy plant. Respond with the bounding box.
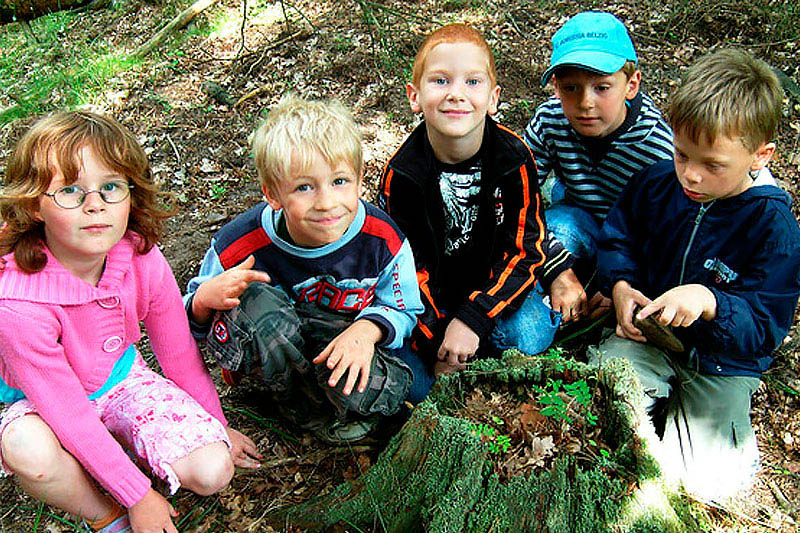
[540,346,578,372]
[470,422,512,454]
[533,376,598,426]
[210,183,227,199]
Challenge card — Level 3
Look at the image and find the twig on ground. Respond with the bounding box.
[502,7,524,36]
[355,0,432,24]
[767,479,798,515]
[763,374,800,397]
[132,0,223,59]
[276,0,317,32]
[166,133,181,164]
[263,445,376,469]
[688,493,780,530]
[234,0,248,60]
[242,28,307,79]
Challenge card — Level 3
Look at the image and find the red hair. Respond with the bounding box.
[411,24,497,87]
[0,111,172,272]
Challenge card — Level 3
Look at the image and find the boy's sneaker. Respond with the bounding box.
[314,414,382,444]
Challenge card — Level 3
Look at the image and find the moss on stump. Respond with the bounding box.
[267,351,687,532]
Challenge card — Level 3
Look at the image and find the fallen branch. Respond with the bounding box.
[767,479,798,516]
[240,28,306,80]
[132,0,222,59]
[262,445,376,469]
[688,493,780,531]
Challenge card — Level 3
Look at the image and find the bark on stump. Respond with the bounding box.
[267,351,686,532]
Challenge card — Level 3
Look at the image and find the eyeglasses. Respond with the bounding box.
[42,180,133,209]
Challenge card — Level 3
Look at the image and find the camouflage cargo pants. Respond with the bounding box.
[205,282,412,418]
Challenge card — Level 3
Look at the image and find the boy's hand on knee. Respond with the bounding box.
[191,255,271,324]
[550,268,587,322]
[637,284,717,327]
[437,318,479,366]
[612,280,650,343]
[313,319,383,396]
[128,488,178,533]
[225,427,261,469]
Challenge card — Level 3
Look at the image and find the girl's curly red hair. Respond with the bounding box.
[0,111,172,273]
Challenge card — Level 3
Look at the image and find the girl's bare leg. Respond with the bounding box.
[170,441,233,496]
[1,414,113,521]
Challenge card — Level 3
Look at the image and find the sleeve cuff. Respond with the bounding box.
[538,249,576,290]
[360,314,394,347]
[453,301,496,341]
[185,294,211,340]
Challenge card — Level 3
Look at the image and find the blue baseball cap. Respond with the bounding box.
[540,11,637,86]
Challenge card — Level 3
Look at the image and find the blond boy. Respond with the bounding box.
[595,49,800,500]
[185,95,425,443]
[378,24,564,373]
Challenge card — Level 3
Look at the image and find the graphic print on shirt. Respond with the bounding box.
[439,165,482,255]
[293,275,378,313]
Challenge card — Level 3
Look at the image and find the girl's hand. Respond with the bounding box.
[128,489,178,533]
[226,427,261,469]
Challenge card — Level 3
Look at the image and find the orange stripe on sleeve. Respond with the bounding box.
[485,164,531,297]
[417,322,435,340]
[485,193,546,317]
[381,169,394,206]
[417,269,443,319]
[468,164,546,318]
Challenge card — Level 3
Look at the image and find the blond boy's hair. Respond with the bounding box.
[669,49,783,151]
[251,95,362,192]
[411,24,497,87]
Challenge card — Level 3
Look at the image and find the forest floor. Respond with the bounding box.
[1,0,799,530]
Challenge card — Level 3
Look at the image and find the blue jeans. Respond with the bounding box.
[546,199,603,265]
[491,282,561,355]
[392,341,436,404]
[496,181,605,354]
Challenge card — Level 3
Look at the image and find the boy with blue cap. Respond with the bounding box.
[521,11,674,351]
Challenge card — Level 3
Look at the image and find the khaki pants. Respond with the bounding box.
[592,330,760,501]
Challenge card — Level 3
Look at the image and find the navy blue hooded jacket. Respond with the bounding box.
[599,159,800,377]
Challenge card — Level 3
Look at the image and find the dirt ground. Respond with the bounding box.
[1,0,799,530]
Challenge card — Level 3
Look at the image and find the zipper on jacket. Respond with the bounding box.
[679,201,714,284]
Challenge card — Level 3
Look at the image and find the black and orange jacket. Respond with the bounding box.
[377,118,568,353]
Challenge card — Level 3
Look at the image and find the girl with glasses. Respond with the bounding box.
[0,111,260,533]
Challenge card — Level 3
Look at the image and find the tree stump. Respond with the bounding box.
[267,351,686,532]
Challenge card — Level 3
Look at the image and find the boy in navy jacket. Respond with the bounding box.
[596,49,800,500]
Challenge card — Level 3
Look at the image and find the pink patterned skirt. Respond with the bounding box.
[0,358,230,495]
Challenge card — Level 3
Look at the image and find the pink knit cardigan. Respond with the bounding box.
[0,232,227,507]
